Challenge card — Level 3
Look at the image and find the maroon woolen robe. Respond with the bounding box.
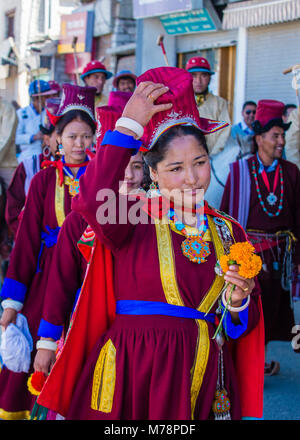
[5,154,44,236]
[40,211,88,336]
[0,166,72,419]
[66,142,260,420]
[220,155,300,343]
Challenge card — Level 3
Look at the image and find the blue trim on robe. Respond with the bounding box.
[71,287,81,314]
[0,278,27,303]
[101,130,142,155]
[37,318,63,341]
[222,298,249,339]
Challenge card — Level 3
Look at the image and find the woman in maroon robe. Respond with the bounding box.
[38,68,264,420]
[5,98,61,237]
[0,84,96,420]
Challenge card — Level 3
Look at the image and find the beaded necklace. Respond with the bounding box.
[167,203,211,264]
[251,159,284,217]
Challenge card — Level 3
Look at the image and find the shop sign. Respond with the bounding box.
[58,11,94,54]
[160,8,217,35]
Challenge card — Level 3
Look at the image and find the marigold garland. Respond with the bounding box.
[27,372,47,396]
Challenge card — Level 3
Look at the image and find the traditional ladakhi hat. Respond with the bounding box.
[96,91,132,147]
[46,83,97,127]
[40,97,61,134]
[185,56,215,75]
[96,106,122,148]
[29,79,58,97]
[252,99,291,134]
[48,80,61,95]
[107,90,132,112]
[137,66,228,151]
[112,70,137,89]
[81,60,113,81]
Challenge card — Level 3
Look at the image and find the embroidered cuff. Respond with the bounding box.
[1,278,27,303]
[101,130,142,155]
[223,298,249,339]
[37,318,63,341]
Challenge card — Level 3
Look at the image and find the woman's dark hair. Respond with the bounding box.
[143,124,208,170]
[55,109,96,136]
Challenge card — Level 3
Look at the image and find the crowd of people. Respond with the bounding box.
[0,55,299,421]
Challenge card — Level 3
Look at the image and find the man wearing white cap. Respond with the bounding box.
[186,56,231,156]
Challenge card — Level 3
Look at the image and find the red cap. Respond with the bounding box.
[96,106,122,148]
[107,91,132,112]
[253,99,291,133]
[81,60,113,81]
[136,67,228,151]
[185,56,214,75]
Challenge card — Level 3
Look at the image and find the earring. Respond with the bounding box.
[58,143,65,156]
[149,181,158,190]
[42,145,51,158]
[147,181,160,198]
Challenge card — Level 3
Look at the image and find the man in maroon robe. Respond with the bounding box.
[220,99,300,375]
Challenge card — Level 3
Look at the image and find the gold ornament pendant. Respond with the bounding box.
[69,179,80,197]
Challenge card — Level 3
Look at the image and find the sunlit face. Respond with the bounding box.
[150,135,211,210]
[242,104,256,128]
[117,78,135,93]
[58,118,94,164]
[191,71,211,94]
[43,129,59,156]
[119,152,144,194]
[256,126,285,162]
[84,72,106,95]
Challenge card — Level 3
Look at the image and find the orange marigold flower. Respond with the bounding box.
[219,254,230,274]
[217,242,262,279]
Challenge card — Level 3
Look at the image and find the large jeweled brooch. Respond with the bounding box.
[181,235,210,264]
[69,179,80,197]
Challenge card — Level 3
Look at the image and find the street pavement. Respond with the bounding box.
[263,300,300,420]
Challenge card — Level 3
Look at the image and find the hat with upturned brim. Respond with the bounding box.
[252,99,291,134]
[29,80,58,97]
[112,70,137,89]
[185,56,215,75]
[46,84,97,127]
[137,66,228,151]
[81,60,113,81]
[40,98,61,134]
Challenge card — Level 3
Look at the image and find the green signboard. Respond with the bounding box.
[160,9,217,35]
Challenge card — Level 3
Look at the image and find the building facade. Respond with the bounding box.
[0,0,78,106]
[133,0,300,123]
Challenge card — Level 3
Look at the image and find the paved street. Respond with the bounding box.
[263,301,300,420]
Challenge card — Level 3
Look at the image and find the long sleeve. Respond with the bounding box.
[198,94,231,156]
[72,132,141,252]
[15,109,34,146]
[5,162,26,235]
[1,170,46,302]
[222,223,261,339]
[285,108,300,170]
[38,211,88,340]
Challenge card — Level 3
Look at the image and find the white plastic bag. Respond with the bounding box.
[0,314,33,373]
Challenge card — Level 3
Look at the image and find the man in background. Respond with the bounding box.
[186,56,231,156]
[81,60,113,107]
